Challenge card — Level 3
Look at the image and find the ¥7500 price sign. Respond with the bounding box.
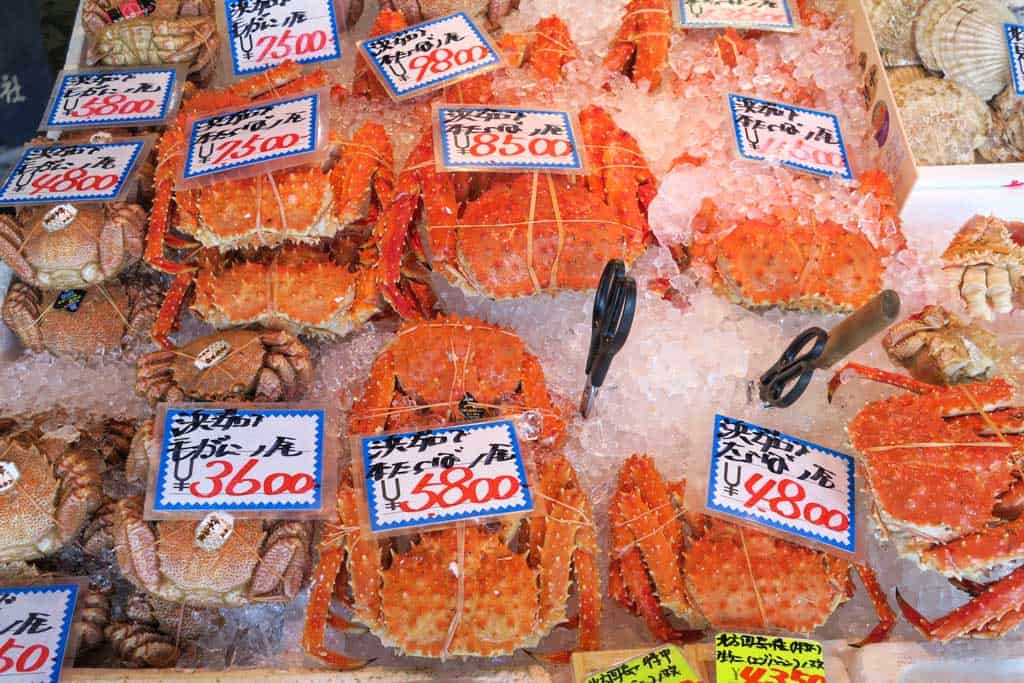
[715,632,826,683]
[0,583,79,683]
[0,140,146,205]
[226,0,343,75]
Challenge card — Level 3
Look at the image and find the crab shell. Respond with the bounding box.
[883,305,1000,385]
[380,0,517,27]
[604,0,672,90]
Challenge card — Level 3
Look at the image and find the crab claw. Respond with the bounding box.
[251,521,314,600]
[827,362,933,403]
[0,214,36,283]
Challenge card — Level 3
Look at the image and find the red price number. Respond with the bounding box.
[190,459,316,498]
[209,132,302,165]
[759,136,845,170]
[467,132,574,158]
[742,472,849,532]
[70,93,156,118]
[739,666,824,683]
[409,45,490,84]
[400,466,520,513]
[29,167,120,196]
[253,28,329,63]
[0,637,50,674]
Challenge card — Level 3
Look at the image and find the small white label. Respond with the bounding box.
[194,339,232,370]
[707,415,856,554]
[678,0,796,31]
[357,12,501,100]
[728,94,852,180]
[0,141,145,205]
[42,204,77,233]
[0,583,79,683]
[1006,24,1024,96]
[194,511,235,550]
[358,419,533,533]
[153,408,325,513]
[226,0,342,76]
[435,105,584,172]
[182,92,319,181]
[45,68,177,128]
[0,462,19,494]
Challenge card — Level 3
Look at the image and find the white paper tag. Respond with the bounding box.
[728,94,852,180]
[0,583,78,683]
[435,105,584,172]
[1006,23,1024,96]
[182,92,319,182]
[707,415,856,554]
[0,141,145,205]
[153,407,325,513]
[357,12,501,100]
[678,0,796,31]
[358,419,533,533]
[225,0,342,76]
[45,67,177,128]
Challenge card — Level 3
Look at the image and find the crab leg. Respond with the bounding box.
[151,272,194,349]
[918,516,1024,579]
[301,540,366,669]
[827,362,937,402]
[850,564,896,647]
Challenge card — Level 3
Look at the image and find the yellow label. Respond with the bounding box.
[714,632,826,683]
[585,644,703,683]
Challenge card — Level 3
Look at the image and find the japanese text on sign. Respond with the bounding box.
[182,92,319,181]
[153,408,325,513]
[359,419,533,533]
[715,632,826,683]
[226,0,342,75]
[586,645,703,683]
[435,105,583,172]
[0,141,145,205]
[678,0,795,30]
[1005,24,1024,96]
[45,68,177,128]
[727,94,852,180]
[358,12,501,99]
[0,583,79,683]
[707,415,856,553]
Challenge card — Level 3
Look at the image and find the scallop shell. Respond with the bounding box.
[869,0,928,66]
[887,65,930,89]
[915,0,958,71]
[894,76,992,165]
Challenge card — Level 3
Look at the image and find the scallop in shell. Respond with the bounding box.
[869,0,928,66]
[894,76,992,165]
[888,65,930,89]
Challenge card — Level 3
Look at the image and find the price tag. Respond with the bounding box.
[586,645,703,683]
[0,583,79,683]
[225,0,342,76]
[358,419,533,533]
[357,12,502,101]
[151,406,325,515]
[707,415,856,554]
[53,289,86,313]
[181,92,320,184]
[676,0,796,31]
[43,67,179,129]
[434,104,584,173]
[0,140,146,205]
[1005,24,1024,96]
[714,632,826,683]
[727,94,852,180]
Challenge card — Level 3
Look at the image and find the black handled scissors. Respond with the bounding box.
[580,260,636,418]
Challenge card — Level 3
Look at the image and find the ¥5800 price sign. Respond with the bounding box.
[0,584,79,683]
[678,0,796,31]
[715,632,826,683]
[707,415,856,553]
[359,419,533,533]
[154,407,325,513]
[226,0,342,75]
[0,141,145,205]
[45,67,178,128]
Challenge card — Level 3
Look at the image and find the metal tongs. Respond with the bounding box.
[580,260,636,419]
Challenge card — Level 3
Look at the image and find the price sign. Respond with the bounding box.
[152,407,325,514]
[434,105,584,173]
[677,0,796,31]
[715,632,826,683]
[225,0,342,76]
[358,419,533,533]
[44,67,178,128]
[1006,24,1024,96]
[357,12,502,100]
[0,583,79,683]
[181,92,320,183]
[0,140,145,205]
[707,415,856,554]
[586,645,703,683]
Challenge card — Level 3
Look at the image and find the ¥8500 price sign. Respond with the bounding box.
[226,0,342,75]
[715,632,826,683]
[0,141,145,205]
[0,584,79,683]
[359,419,533,533]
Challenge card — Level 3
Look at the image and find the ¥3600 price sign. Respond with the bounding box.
[0,141,146,205]
[715,632,826,683]
[45,67,178,128]
[225,0,342,75]
[0,583,79,683]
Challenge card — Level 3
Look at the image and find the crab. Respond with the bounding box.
[135,328,312,405]
[883,305,1000,386]
[829,363,1024,640]
[302,316,597,667]
[380,0,518,28]
[942,215,1024,320]
[609,454,895,645]
[603,0,672,90]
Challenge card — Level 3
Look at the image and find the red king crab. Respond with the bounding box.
[609,455,895,645]
[942,215,1024,320]
[302,316,598,667]
[603,0,673,90]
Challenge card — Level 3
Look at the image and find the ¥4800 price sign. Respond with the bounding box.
[0,141,145,205]
[359,419,533,532]
[0,584,79,683]
[226,0,343,75]
[715,632,826,683]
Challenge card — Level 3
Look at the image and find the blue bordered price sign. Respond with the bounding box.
[1005,23,1024,96]
[0,581,81,683]
[148,404,331,517]
[585,645,703,683]
[714,632,826,683]
[357,12,502,101]
[433,104,585,173]
[0,139,148,205]
[224,0,342,76]
[727,94,852,180]
[356,419,534,533]
[706,415,856,555]
[41,66,182,129]
[675,0,797,31]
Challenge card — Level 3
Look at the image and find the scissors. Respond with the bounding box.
[758,289,900,408]
[580,260,636,419]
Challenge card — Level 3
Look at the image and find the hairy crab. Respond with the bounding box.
[883,305,1000,385]
[942,215,1024,320]
[380,0,518,27]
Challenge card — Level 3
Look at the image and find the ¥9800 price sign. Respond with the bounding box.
[0,583,79,683]
[715,632,826,683]
[0,141,145,205]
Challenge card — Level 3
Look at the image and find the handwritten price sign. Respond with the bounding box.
[358,419,533,533]
[727,94,852,180]
[358,12,501,100]
[715,633,826,683]
[1005,24,1024,96]
[707,415,856,554]
[44,67,178,128]
[153,407,325,514]
[0,141,145,205]
[677,0,796,31]
[435,105,584,173]
[587,645,703,683]
[226,0,342,75]
[0,583,79,683]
